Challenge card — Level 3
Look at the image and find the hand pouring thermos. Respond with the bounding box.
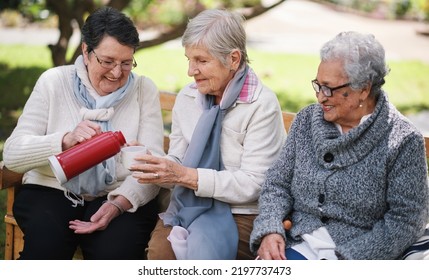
[48,131,126,184]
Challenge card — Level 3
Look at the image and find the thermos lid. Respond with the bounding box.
[48,155,68,184]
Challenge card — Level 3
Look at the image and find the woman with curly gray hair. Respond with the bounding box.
[250,31,429,260]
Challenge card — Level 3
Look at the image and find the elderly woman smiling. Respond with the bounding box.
[250,31,429,260]
[132,9,285,260]
[3,7,164,259]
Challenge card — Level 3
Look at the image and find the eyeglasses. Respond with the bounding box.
[92,50,137,71]
[311,79,350,97]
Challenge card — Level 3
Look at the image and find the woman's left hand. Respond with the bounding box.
[131,154,198,190]
[69,198,128,234]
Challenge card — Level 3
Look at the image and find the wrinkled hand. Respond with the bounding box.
[257,233,287,260]
[131,154,197,190]
[62,120,102,150]
[69,201,120,234]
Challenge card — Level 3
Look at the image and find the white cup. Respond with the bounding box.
[121,146,147,170]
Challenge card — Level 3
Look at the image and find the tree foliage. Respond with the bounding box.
[1,0,287,66]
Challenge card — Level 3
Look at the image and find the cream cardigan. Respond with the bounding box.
[166,81,286,214]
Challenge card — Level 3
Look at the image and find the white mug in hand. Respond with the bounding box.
[121,146,147,170]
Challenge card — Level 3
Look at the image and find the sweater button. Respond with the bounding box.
[321,216,329,224]
[318,194,325,204]
[323,153,334,163]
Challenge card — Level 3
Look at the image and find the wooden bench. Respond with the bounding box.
[0,91,296,259]
[1,91,428,259]
[0,91,180,259]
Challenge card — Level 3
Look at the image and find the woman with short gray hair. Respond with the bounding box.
[132,9,285,259]
[250,31,429,260]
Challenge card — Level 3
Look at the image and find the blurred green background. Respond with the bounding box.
[1,0,429,259]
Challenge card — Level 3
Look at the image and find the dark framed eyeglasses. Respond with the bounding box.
[92,50,137,71]
[311,79,350,97]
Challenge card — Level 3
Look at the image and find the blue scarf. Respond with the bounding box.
[63,55,134,206]
[162,65,250,259]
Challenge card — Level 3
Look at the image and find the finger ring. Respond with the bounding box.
[153,173,159,179]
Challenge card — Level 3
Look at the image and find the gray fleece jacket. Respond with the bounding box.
[250,92,429,259]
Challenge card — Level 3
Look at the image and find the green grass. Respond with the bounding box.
[1,44,429,259]
[133,46,319,112]
[135,45,429,114]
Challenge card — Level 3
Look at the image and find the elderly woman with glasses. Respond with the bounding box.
[3,7,164,259]
[250,31,429,260]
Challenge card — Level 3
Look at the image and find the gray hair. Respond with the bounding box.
[320,31,390,98]
[182,9,249,67]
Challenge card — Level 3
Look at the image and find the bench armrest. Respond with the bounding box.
[0,162,23,190]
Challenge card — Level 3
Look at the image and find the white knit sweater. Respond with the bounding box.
[3,64,165,212]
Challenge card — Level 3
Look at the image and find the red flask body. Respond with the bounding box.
[48,131,126,184]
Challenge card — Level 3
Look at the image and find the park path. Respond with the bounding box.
[243,0,429,135]
[245,0,429,63]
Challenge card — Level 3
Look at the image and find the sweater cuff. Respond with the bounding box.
[108,176,159,212]
[194,168,214,198]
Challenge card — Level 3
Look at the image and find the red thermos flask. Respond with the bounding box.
[48,131,126,184]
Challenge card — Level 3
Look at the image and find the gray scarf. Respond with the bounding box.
[63,55,134,206]
[162,65,250,259]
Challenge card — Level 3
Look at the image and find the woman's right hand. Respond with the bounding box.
[62,120,102,150]
[257,233,287,260]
